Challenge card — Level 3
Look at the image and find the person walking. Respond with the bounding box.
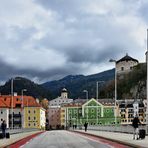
[132,115,141,140]
[84,122,88,132]
[1,120,7,138]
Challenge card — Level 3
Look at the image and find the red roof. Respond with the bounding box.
[0,95,41,108]
[0,99,9,108]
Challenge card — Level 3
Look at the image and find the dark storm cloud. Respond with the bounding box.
[0,0,147,83]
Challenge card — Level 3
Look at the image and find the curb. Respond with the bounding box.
[70,130,147,148]
[2,131,45,148]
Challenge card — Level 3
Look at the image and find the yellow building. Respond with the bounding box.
[60,107,66,127]
[23,96,46,129]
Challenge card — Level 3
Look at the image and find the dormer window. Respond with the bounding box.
[4,98,6,101]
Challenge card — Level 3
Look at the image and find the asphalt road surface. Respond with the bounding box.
[21,130,115,148]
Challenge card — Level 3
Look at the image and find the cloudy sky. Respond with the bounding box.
[0,0,147,84]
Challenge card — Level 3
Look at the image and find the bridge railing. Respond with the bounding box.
[0,128,40,135]
[81,125,146,134]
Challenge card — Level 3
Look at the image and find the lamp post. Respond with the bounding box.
[21,89,27,128]
[11,77,20,129]
[96,81,104,125]
[83,90,88,122]
[109,59,117,125]
[146,29,148,134]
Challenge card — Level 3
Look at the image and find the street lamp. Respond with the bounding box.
[146,29,148,134]
[96,81,104,100]
[109,59,117,125]
[11,77,20,129]
[83,90,88,122]
[96,81,104,125]
[21,89,27,128]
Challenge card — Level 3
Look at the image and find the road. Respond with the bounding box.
[21,130,118,148]
[21,131,111,148]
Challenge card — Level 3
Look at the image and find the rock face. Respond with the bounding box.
[130,81,146,99]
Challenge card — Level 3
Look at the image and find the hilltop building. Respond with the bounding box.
[116,53,138,74]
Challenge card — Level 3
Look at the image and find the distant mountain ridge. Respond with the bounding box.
[0,69,115,100]
[0,77,52,99]
[41,69,115,99]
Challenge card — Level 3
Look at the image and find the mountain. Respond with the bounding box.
[0,77,52,100]
[0,69,115,100]
[42,69,115,99]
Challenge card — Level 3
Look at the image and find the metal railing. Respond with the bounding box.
[84,125,147,134]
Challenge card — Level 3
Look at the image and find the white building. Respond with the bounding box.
[48,88,73,129]
[40,107,46,129]
[0,99,9,128]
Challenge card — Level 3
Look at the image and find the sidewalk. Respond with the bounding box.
[0,131,42,148]
[74,129,148,148]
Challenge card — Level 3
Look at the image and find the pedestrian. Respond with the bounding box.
[132,115,141,140]
[1,120,7,138]
[84,122,88,132]
[73,124,75,130]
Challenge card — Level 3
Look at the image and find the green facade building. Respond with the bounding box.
[61,98,120,127]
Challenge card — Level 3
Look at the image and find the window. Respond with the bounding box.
[28,123,30,126]
[4,98,6,101]
[121,67,124,71]
[130,67,133,70]
[1,111,3,114]
[34,123,36,126]
[28,110,30,113]
[34,117,36,120]
[34,110,36,114]
[74,110,77,113]
[28,117,30,120]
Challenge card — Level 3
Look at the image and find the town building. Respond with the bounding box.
[48,88,73,129]
[0,98,9,128]
[117,99,145,125]
[61,98,120,128]
[23,97,46,129]
[0,95,46,129]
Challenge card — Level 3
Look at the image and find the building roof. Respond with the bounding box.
[116,54,138,64]
[98,99,115,106]
[0,95,41,108]
[0,99,9,108]
[61,88,67,93]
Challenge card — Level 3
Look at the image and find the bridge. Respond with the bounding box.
[0,125,148,148]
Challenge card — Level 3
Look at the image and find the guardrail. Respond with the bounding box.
[79,125,146,134]
[0,128,40,135]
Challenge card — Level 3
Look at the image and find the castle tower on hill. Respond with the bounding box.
[116,53,139,74]
[61,88,68,99]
